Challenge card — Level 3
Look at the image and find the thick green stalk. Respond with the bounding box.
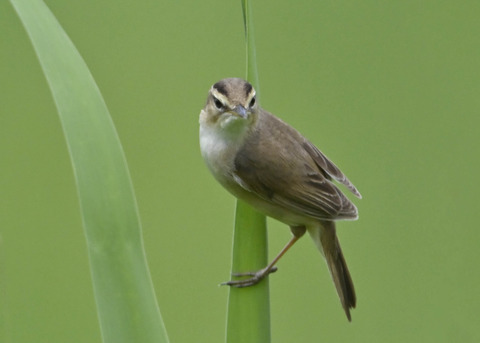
[10,1,169,342]
[226,1,271,342]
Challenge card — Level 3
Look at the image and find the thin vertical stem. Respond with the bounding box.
[226,1,271,342]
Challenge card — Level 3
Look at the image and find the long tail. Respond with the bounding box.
[308,222,356,321]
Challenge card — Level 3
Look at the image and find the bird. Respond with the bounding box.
[199,77,361,321]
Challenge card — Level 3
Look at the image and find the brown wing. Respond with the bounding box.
[233,111,360,221]
[302,141,362,199]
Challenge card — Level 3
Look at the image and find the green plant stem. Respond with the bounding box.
[242,0,260,93]
[226,1,271,343]
[10,1,169,342]
[226,201,270,343]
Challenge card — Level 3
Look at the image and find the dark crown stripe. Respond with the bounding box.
[243,82,253,96]
[213,81,229,97]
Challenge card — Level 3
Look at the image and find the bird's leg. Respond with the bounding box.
[222,226,306,288]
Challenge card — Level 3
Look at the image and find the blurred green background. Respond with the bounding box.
[1,1,479,342]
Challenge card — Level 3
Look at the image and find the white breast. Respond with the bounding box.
[199,114,247,185]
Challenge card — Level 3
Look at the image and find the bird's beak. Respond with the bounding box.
[233,105,248,119]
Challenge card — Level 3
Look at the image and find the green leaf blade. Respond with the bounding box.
[10,1,169,342]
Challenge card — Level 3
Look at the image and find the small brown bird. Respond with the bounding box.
[199,78,361,321]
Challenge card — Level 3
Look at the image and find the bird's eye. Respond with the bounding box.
[213,97,223,109]
[249,96,256,107]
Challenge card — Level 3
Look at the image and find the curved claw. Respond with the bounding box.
[221,266,278,288]
[230,266,278,278]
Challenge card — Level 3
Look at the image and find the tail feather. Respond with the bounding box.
[309,222,356,321]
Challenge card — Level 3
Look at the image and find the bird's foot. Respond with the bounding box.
[221,266,278,288]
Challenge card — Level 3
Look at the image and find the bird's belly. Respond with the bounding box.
[224,182,318,227]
